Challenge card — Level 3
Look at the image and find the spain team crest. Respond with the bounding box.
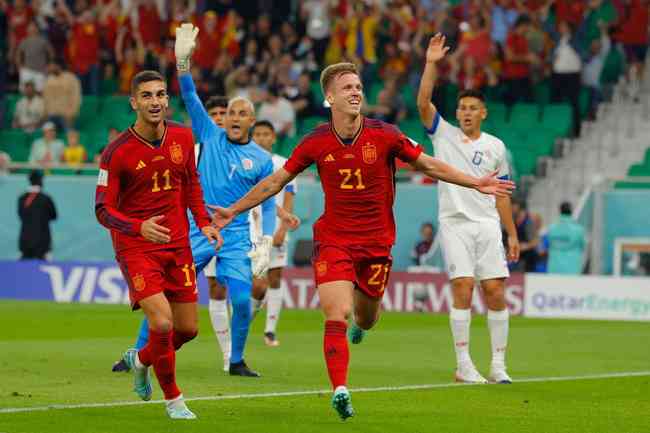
[170,143,183,164]
[362,142,377,164]
[133,274,146,292]
[316,261,327,277]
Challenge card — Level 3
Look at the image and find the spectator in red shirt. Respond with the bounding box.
[136,0,163,49]
[193,11,221,74]
[554,0,587,26]
[7,0,33,59]
[65,10,101,94]
[614,0,650,83]
[502,15,536,112]
[457,13,494,67]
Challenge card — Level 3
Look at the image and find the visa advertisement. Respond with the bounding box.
[0,261,525,315]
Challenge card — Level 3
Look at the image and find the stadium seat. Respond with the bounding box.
[3,93,20,127]
[0,129,32,162]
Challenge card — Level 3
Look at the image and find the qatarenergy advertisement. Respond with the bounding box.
[525,274,650,321]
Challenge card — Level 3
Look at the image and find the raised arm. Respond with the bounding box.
[175,23,219,143]
[417,34,449,130]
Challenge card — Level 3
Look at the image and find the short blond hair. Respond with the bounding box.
[320,62,359,96]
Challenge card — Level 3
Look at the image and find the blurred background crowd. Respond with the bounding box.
[0,0,647,169]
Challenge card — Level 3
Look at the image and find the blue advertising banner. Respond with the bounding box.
[0,260,213,305]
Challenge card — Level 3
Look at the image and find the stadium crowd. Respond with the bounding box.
[0,0,646,166]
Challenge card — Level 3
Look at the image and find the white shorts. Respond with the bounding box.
[269,242,289,270]
[439,217,509,281]
[203,256,217,278]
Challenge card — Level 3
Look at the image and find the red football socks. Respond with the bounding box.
[323,320,349,390]
[138,329,180,400]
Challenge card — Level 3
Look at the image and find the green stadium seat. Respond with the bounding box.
[3,93,20,127]
[77,95,101,126]
[0,129,33,162]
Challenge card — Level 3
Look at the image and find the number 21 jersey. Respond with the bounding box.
[284,118,422,249]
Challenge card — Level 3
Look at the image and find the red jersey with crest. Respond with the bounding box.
[284,118,422,250]
[95,121,211,255]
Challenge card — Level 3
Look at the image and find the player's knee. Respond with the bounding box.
[323,304,351,322]
[354,314,378,330]
[267,269,281,288]
[149,317,173,333]
[209,280,227,300]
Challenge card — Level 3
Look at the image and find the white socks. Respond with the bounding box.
[208,299,231,360]
[264,287,283,334]
[449,307,472,366]
[487,308,509,367]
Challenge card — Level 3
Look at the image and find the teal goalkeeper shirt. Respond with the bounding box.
[546,216,586,275]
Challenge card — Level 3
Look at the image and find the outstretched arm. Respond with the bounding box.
[210,168,297,228]
[410,153,515,197]
[417,33,449,130]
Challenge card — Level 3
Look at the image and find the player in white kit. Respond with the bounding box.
[249,120,300,346]
[417,34,520,384]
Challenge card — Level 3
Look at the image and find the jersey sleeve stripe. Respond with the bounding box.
[100,131,132,166]
[424,112,441,135]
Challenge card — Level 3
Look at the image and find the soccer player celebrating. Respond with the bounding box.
[249,120,301,347]
[125,24,277,377]
[112,95,231,374]
[212,61,514,420]
[417,34,520,384]
[95,70,221,419]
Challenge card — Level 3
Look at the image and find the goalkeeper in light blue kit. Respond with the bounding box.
[116,23,276,378]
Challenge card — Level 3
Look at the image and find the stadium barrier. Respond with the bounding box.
[0,261,524,315]
[524,274,650,321]
[5,261,648,320]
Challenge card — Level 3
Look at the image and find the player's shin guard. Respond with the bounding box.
[172,330,198,351]
[487,309,509,366]
[141,329,181,400]
[450,307,472,366]
[135,317,149,350]
[226,277,252,364]
[324,321,349,389]
[264,287,282,334]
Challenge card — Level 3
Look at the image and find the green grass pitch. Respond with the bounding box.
[0,301,648,432]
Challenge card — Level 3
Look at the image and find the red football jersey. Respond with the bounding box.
[284,118,422,249]
[95,121,211,255]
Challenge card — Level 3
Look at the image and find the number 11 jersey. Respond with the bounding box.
[95,121,210,255]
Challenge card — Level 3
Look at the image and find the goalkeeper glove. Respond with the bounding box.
[248,235,272,278]
[175,23,199,72]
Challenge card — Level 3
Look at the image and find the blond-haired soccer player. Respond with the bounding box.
[213,61,514,419]
[417,34,520,384]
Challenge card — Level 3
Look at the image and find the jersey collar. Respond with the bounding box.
[331,116,364,147]
[129,122,168,149]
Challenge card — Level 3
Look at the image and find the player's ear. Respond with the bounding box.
[129,96,137,112]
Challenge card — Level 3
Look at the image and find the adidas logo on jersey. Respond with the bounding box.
[136,160,146,170]
[324,154,335,162]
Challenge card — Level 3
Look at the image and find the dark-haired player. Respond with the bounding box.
[95,70,221,419]
[417,34,520,385]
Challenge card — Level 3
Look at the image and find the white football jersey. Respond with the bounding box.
[427,113,509,223]
[250,153,298,240]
